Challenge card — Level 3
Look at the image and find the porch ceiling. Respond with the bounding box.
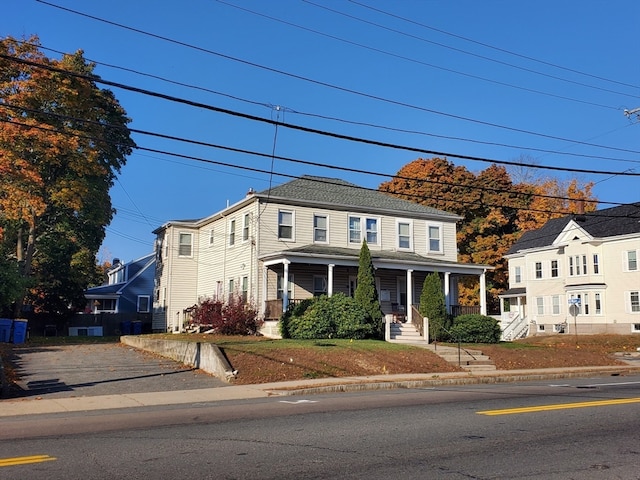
[260,244,490,275]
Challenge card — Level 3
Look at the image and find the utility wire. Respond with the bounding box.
[25,40,639,165]
[348,0,639,92]
[216,0,619,111]
[6,116,640,220]
[2,55,640,170]
[29,2,639,154]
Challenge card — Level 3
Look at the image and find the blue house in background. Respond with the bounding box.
[75,253,156,336]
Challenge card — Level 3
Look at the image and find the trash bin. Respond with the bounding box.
[120,321,132,335]
[132,321,142,335]
[12,319,28,344]
[0,318,12,342]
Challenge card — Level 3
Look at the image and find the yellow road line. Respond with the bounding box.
[477,397,640,416]
[0,455,57,467]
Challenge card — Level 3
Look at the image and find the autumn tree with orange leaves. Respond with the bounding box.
[379,157,596,312]
[0,36,134,316]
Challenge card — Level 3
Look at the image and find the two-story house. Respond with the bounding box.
[152,176,491,334]
[501,202,640,337]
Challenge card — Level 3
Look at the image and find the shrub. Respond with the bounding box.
[279,298,315,338]
[419,272,450,342]
[449,314,501,343]
[192,294,262,335]
[287,293,372,340]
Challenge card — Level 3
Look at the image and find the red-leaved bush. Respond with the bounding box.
[192,294,262,335]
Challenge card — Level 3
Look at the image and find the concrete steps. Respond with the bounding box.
[388,322,496,372]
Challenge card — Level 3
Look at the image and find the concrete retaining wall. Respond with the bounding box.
[120,336,236,382]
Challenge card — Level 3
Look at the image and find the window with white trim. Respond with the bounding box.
[242,213,250,242]
[178,232,192,257]
[427,223,443,253]
[630,291,640,313]
[276,274,293,300]
[627,250,638,271]
[278,210,294,240]
[229,219,236,246]
[228,278,235,302]
[535,262,543,279]
[536,297,544,315]
[397,221,412,250]
[365,218,378,244]
[241,276,248,303]
[313,276,327,296]
[595,293,602,315]
[514,266,521,284]
[593,254,600,274]
[569,255,587,276]
[314,214,327,243]
[633,323,640,332]
[137,295,150,313]
[348,216,361,244]
[552,295,560,315]
[208,229,214,246]
[551,260,559,278]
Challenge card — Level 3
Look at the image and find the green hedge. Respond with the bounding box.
[449,314,501,343]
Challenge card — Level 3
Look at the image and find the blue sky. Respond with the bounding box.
[5,0,639,263]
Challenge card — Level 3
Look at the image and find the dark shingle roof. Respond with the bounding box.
[257,175,458,219]
[508,202,640,254]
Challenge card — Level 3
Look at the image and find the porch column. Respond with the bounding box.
[282,260,290,313]
[327,263,335,297]
[406,269,413,323]
[261,265,268,315]
[479,269,487,316]
[444,272,451,314]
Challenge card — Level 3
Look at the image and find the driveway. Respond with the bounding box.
[5,342,227,399]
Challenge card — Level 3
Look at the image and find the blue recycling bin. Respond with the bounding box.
[12,319,28,344]
[0,318,12,342]
[132,321,142,335]
[120,321,132,335]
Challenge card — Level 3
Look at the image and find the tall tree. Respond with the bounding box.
[380,157,596,310]
[0,36,135,315]
[354,240,383,339]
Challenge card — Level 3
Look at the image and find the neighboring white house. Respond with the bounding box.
[501,202,640,337]
[151,176,491,334]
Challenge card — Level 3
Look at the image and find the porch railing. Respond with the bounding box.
[450,305,481,317]
[263,298,306,320]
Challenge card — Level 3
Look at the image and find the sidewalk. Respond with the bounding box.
[2,364,639,417]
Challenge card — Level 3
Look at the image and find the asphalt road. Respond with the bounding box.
[2,376,640,479]
[6,342,226,398]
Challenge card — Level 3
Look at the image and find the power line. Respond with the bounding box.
[216,0,619,111]
[6,116,640,219]
[348,0,640,92]
[25,40,640,165]
[29,2,639,154]
[3,57,640,172]
[306,0,639,99]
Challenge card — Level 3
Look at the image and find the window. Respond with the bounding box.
[398,221,411,249]
[569,256,574,276]
[536,297,544,315]
[314,215,327,243]
[569,255,587,276]
[583,293,590,315]
[276,274,293,300]
[137,296,150,313]
[229,219,236,246]
[627,251,638,271]
[241,276,248,303]
[228,279,235,302]
[209,229,214,246]
[313,276,327,296]
[552,295,560,315]
[514,266,521,284]
[633,323,640,333]
[348,216,361,243]
[630,291,640,313]
[178,233,192,256]
[551,260,558,278]
[582,255,588,275]
[595,293,602,315]
[243,214,250,242]
[535,262,543,279]
[427,224,442,253]
[537,324,545,332]
[366,218,378,244]
[278,210,294,240]
[593,254,600,274]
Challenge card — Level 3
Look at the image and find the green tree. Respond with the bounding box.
[0,36,135,315]
[419,272,449,342]
[354,240,383,339]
